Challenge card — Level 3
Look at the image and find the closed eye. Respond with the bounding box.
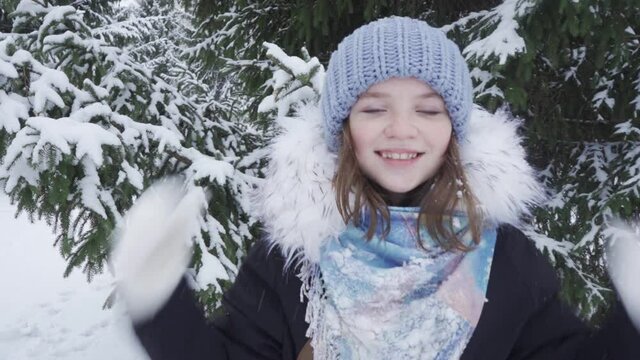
[362,109,386,114]
[417,110,442,115]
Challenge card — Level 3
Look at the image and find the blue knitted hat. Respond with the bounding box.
[322,16,473,152]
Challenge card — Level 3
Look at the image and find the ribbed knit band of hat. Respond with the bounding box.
[321,16,473,153]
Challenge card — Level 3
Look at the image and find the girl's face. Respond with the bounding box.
[348,77,452,196]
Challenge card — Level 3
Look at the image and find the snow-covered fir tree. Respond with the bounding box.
[0,0,261,310]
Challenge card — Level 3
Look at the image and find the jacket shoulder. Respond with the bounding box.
[495,224,560,305]
[221,239,309,355]
[242,239,300,286]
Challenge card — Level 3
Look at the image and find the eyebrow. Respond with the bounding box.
[359,91,440,99]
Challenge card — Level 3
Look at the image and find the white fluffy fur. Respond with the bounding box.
[461,106,546,225]
[605,222,640,331]
[255,104,545,265]
[254,106,345,265]
[112,178,207,322]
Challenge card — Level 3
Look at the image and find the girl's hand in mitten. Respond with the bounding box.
[606,221,640,331]
[111,177,207,322]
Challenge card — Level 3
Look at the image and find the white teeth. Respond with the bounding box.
[381,152,418,160]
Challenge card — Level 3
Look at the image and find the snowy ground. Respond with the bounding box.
[0,194,149,360]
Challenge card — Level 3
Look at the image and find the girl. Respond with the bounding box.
[112,16,640,359]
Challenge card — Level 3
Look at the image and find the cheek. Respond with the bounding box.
[348,121,370,156]
[437,134,452,154]
[426,120,452,153]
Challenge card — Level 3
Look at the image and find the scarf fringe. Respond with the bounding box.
[299,259,340,359]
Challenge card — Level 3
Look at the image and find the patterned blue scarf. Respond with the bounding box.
[314,207,496,359]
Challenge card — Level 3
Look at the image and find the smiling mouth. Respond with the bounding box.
[377,151,424,160]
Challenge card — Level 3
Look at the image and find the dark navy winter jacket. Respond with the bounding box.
[133,225,640,359]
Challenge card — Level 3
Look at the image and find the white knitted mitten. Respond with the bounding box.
[111,178,207,322]
[606,221,640,331]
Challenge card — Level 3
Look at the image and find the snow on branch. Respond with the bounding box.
[0,91,29,133]
[28,115,120,166]
[592,77,615,111]
[469,67,504,99]
[458,0,537,65]
[181,147,236,186]
[0,57,19,78]
[11,0,52,31]
[615,120,640,138]
[79,157,109,218]
[522,227,575,264]
[633,71,640,112]
[37,6,87,44]
[110,113,181,152]
[523,224,609,313]
[31,68,74,112]
[258,42,324,117]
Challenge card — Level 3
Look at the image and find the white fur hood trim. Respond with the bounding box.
[461,106,545,225]
[254,104,545,265]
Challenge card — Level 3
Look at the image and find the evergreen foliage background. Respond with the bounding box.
[0,0,638,322]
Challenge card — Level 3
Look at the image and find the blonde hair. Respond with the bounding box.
[333,124,483,251]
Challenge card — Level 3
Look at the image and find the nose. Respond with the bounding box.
[383,111,417,139]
